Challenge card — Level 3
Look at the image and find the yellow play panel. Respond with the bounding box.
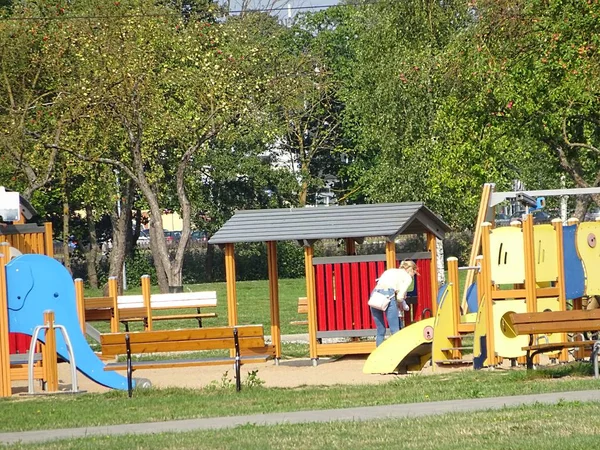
[363,317,435,374]
[577,222,600,295]
[495,299,528,358]
[533,224,558,284]
[432,285,453,363]
[489,227,525,285]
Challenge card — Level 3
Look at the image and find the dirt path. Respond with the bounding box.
[13,355,396,395]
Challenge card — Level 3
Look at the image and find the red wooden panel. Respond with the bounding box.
[351,263,361,330]
[315,265,327,331]
[361,262,372,329]
[9,332,32,354]
[342,263,353,330]
[377,261,386,277]
[368,262,380,328]
[333,264,344,331]
[414,259,432,322]
[325,264,335,331]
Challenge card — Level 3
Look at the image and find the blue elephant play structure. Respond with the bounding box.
[5,254,131,391]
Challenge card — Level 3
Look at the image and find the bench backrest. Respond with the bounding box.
[100,325,264,356]
[508,309,600,335]
[298,297,308,314]
[117,291,218,310]
[84,296,115,322]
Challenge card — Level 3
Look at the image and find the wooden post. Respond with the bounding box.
[224,244,239,360]
[344,238,356,256]
[385,240,396,269]
[74,278,86,334]
[447,257,460,359]
[141,275,152,331]
[522,215,537,313]
[224,243,238,327]
[427,233,439,317]
[304,245,318,363]
[44,222,54,257]
[267,241,281,362]
[108,277,119,332]
[0,245,12,397]
[42,310,59,392]
[480,222,497,366]
[463,183,493,312]
[447,258,460,332]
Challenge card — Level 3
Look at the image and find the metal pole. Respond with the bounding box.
[234,328,241,392]
[126,333,133,397]
[593,341,600,379]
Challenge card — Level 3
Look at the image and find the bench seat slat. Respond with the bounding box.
[85,297,115,309]
[510,309,600,324]
[100,325,264,345]
[85,310,114,322]
[522,340,597,352]
[511,320,600,335]
[104,355,269,371]
[117,308,148,320]
[102,336,265,356]
[151,313,217,321]
[297,297,308,314]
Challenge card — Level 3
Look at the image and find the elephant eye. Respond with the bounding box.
[588,233,596,248]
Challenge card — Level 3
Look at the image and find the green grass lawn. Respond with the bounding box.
[0,364,599,433]
[5,401,600,450]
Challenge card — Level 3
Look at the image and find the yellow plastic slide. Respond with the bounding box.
[363,317,435,374]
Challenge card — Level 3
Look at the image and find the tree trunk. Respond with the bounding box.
[206,243,214,282]
[84,205,99,289]
[108,179,133,293]
[147,210,170,293]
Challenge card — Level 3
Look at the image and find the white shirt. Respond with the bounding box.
[375,268,413,298]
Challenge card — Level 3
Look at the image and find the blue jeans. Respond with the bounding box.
[370,288,401,347]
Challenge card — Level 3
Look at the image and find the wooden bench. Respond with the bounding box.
[507,309,600,375]
[100,325,269,396]
[117,290,218,331]
[76,277,218,333]
[290,297,308,326]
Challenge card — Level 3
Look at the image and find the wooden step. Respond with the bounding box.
[434,359,473,366]
[457,323,475,333]
[441,346,473,351]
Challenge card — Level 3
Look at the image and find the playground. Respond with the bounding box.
[3,185,600,450]
[3,184,600,400]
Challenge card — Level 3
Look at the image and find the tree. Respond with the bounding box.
[0,3,75,200]
[438,0,600,217]
[327,0,475,225]
[58,2,298,291]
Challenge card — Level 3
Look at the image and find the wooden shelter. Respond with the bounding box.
[209,202,451,364]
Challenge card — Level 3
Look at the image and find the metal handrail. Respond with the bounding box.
[28,322,78,394]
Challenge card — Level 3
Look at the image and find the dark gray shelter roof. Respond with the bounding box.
[209,202,451,245]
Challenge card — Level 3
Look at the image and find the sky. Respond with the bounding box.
[227,0,341,21]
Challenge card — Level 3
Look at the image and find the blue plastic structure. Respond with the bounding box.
[563,225,585,300]
[5,254,131,390]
